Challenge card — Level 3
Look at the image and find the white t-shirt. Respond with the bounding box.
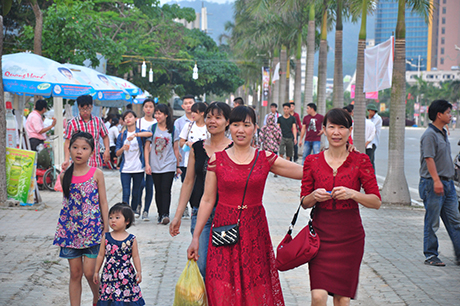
[179,122,208,167]
[108,126,119,147]
[138,117,157,131]
[122,131,144,173]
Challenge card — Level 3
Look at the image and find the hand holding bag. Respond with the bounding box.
[211,150,259,247]
[275,203,320,271]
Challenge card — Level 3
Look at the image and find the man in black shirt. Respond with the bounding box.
[277,102,297,161]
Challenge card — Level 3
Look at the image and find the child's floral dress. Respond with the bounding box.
[97,232,145,306]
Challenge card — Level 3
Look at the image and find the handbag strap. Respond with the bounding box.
[237,149,260,224]
[287,202,316,236]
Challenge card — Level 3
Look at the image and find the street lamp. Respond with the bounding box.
[406,56,425,126]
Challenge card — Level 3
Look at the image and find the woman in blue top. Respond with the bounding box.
[116,110,152,215]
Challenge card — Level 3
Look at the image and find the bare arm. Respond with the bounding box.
[270,153,303,179]
[62,138,71,170]
[38,118,57,134]
[93,234,106,284]
[179,138,186,147]
[144,140,152,175]
[426,157,443,195]
[95,169,109,232]
[299,124,306,146]
[170,148,196,236]
[187,158,218,260]
[132,238,142,284]
[173,140,182,175]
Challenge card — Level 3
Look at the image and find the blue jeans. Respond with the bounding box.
[191,207,215,280]
[120,172,144,213]
[419,177,460,260]
[138,174,154,213]
[302,141,321,164]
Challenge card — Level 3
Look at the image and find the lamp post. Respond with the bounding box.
[406,56,425,126]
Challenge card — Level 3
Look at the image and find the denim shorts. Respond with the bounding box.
[59,244,100,259]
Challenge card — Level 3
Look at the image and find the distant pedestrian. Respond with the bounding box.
[367,103,382,170]
[233,97,244,107]
[62,95,110,170]
[93,203,145,306]
[145,104,181,225]
[299,103,323,164]
[108,117,120,169]
[290,102,301,162]
[175,95,195,183]
[53,132,109,306]
[25,99,56,151]
[277,102,297,161]
[116,110,152,218]
[259,112,282,154]
[419,99,460,267]
[263,103,280,126]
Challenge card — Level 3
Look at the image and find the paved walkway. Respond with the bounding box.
[1,169,459,305]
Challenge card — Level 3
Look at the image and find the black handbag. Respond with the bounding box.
[211,150,260,247]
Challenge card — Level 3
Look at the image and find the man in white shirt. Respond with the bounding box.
[367,103,382,170]
[263,103,280,126]
[174,94,195,218]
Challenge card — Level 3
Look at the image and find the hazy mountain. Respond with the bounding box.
[169,0,375,77]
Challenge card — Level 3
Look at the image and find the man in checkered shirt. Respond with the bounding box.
[62,95,110,170]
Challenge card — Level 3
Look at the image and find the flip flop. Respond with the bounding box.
[424,257,446,266]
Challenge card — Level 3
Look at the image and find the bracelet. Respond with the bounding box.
[301,195,306,205]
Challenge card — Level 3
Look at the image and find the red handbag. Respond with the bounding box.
[276,205,320,271]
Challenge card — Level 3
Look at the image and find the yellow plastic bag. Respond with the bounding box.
[173,259,208,306]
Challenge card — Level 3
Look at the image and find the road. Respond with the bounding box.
[375,126,460,203]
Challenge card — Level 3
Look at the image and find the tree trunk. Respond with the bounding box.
[286,51,290,103]
[353,1,368,153]
[30,0,42,56]
[279,45,288,105]
[0,16,7,204]
[294,31,302,115]
[317,6,328,116]
[303,7,315,114]
[381,0,411,205]
[333,0,344,108]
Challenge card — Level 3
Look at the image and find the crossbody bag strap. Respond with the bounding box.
[237,149,260,224]
[287,202,316,236]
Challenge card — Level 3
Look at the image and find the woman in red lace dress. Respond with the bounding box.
[187,106,303,306]
[301,108,381,306]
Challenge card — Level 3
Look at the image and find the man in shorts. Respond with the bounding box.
[277,102,297,161]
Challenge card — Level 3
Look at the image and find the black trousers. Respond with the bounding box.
[29,138,44,151]
[152,172,175,217]
[366,144,376,171]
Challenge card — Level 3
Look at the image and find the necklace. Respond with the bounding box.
[231,148,253,164]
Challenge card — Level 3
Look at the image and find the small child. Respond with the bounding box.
[93,203,145,306]
[53,132,109,306]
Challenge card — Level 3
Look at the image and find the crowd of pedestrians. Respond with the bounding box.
[40,92,460,306]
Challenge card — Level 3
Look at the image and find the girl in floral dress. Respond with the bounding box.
[93,203,145,306]
[53,132,109,306]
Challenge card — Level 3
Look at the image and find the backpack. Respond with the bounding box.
[151,123,175,141]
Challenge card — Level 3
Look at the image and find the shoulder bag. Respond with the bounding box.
[275,203,320,271]
[211,150,260,247]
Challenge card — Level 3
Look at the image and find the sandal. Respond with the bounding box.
[424,256,446,266]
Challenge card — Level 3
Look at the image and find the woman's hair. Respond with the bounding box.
[204,102,232,131]
[155,103,174,134]
[62,132,95,199]
[109,202,135,229]
[110,117,119,128]
[122,110,137,121]
[191,102,207,114]
[322,108,353,129]
[143,98,155,107]
[229,106,256,125]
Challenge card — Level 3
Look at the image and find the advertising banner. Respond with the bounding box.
[6,148,36,205]
[262,67,270,107]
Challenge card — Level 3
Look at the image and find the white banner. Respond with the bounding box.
[364,36,394,92]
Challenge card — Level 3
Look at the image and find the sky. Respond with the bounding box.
[161,0,235,4]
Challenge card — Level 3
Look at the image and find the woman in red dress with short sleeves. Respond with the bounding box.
[188,106,303,306]
[301,108,381,306]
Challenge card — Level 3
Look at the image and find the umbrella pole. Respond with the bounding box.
[54,97,64,170]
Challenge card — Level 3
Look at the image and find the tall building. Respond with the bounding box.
[375,0,429,71]
[375,0,460,72]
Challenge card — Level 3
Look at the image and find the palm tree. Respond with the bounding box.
[304,4,316,116]
[317,0,328,116]
[381,0,432,206]
[279,45,288,105]
[0,16,6,204]
[333,0,344,108]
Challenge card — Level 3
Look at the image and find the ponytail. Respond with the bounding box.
[62,163,75,199]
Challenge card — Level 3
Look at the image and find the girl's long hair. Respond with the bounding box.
[62,132,95,199]
[155,103,174,134]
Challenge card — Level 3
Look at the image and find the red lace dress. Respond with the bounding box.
[301,151,381,299]
[205,150,284,306]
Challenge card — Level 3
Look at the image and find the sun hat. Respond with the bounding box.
[367,103,378,112]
